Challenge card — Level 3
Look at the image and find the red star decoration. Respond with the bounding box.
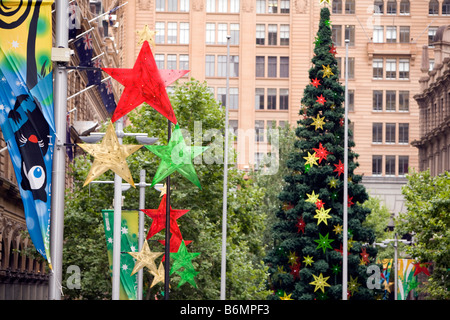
[340,118,344,126]
[413,262,431,276]
[348,196,354,207]
[315,199,325,210]
[316,94,326,105]
[329,45,337,56]
[360,248,370,264]
[311,78,321,88]
[313,143,331,163]
[333,160,345,177]
[296,216,306,234]
[142,194,190,240]
[290,262,301,280]
[335,243,344,257]
[102,40,189,124]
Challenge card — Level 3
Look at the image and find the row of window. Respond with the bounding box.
[206,23,240,45]
[372,122,409,144]
[205,55,240,77]
[256,56,289,78]
[373,90,409,112]
[155,21,189,44]
[372,155,409,176]
[155,53,190,70]
[256,24,290,46]
[373,58,410,80]
[255,88,289,111]
[371,25,439,46]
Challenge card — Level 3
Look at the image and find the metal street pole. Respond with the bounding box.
[220,34,231,301]
[49,0,69,300]
[138,169,146,300]
[164,120,172,300]
[342,38,350,300]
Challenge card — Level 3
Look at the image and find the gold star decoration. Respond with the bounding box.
[156,183,168,197]
[303,255,314,267]
[311,114,326,130]
[314,206,332,225]
[288,251,299,266]
[328,177,338,188]
[137,24,158,47]
[78,122,143,187]
[306,190,320,204]
[348,275,361,295]
[150,261,165,288]
[310,273,331,293]
[277,266,287,274]
[322,64,334,78]
[303,152,320,167]
[333,224,343,235]
[280,292,294,300]
[128,240,163,276]
[319,0,331,4]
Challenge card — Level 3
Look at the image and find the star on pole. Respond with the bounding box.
[150,262,165,288]
[311,114,326,130]
[127,240,163,276]
[77,122,143,187]
[102,40,189,123]
[309,273,331,293]
[169,241,200,276]
[137,24,158,47]
[314,206,332,225]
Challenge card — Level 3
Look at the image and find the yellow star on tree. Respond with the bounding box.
[303,255,314,267]
[328,177,338,188]
[322,64,334,78]
[314,206,332,225]
[288,251,299,266]
[310,273,331,293]
[333,224,343,235]
[303,152,319,167]
[306,190,320,204]
[319,0,331,4]
[348,276,361,295]
[280,292,293,300]
[78,122,143,187]
[311,114,325,130]
[137,24,158,47]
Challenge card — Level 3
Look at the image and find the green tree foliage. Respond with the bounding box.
[397,169,450,299]
[63,79,270,299]
[264,7,379,300]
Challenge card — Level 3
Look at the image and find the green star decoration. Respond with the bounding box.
[314,233,334,253]
[175,267,199,288]
[331,264,341,274]
[145,124,209,189]
[169,241,200,275]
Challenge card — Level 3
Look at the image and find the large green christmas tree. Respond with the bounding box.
[265,7,380,300]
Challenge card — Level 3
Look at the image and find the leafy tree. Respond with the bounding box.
[397,169,450,300]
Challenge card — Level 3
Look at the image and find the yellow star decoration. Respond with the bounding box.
[150,262,165,288]
[322,64,334,78]
[314,206,332,225]
[333,224,343,235]
[303,255,314,267]
[310,273,331,293]
[348,275,361,295]
[137,24,158,47]
[311,114,325,130]
[78,122,143,187]
[306,190,320,204]
[303,152,319,167]
[156,183,168,197]
[319,0,331,4]
[348,237,355,250]
[288,251,299,266]
[280,292,293,300]
[127,240,163,276]
[328,177,338,188]
[277,266,287,274]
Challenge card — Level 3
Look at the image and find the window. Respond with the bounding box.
[167,54,177,69]
[386,123,396,143]
[268,56,277,77]
[155,22,165,44]
[332,25,342,46]
[256,0,266,13]
[207,0,215,12]
[206,23,215,44]
[180,0,190,12]
[218,0,227,12]
[373,123,383,143]
[156,0,165,11]
[268,24,277,45]
[281,0,290,13]
[399,91,409,111]
[180,55,189,70]
[255,88,264,109]
[444,0,450,15]
[218,23,227,44]
[256,24,265,45]
[280,57,289,78]
[229,120,238,139]
[256,56,265,77]
[218,55,227,77]
[345,0,355,14]
[333,0,343,14]
[373,26,383,43]
[345,57,355,79]
[230,55,239,77]
[372,155,382,175]
[373,90,383,111]
[399,26,410,43]
[386,59,396,79]
[155,54,164,69]
[280,89,289,110]
[429,0,439,15]
[230,0,240,13]
[385,156,396,176]
[399,59,410,79]
[386,90,396,111]
[230,24,240,45]
[167,22,177,44]
[345,25,355,46]
[255,152,264,170]
[400,0,410,14]
[386,26,397,43]
[268,0,278,13]
[255,120,265,142]
[268,88,277,109]
[180,22,189,44]
[399,123,409,144]
[430,59,435,71]
[218,87,226,106]
[168,0,177,11]
[374,0,383,14]
[280,25,290,45]
[387,0,397,14]
[373,58,383,79]
[429,27,438,47]
[348,89,355,111]
[399,156,409,175]
[205,55,215,77]
[229,88,239,109]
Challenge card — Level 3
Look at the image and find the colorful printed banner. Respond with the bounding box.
[398,259,418,300]
[102,210,139,300]
[0,0,55,264]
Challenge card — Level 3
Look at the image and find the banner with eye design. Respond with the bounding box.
[0,0,55,265]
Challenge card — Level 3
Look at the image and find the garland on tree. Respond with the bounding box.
[264,7,383,300]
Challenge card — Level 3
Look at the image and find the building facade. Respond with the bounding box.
[413,24,450,175]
